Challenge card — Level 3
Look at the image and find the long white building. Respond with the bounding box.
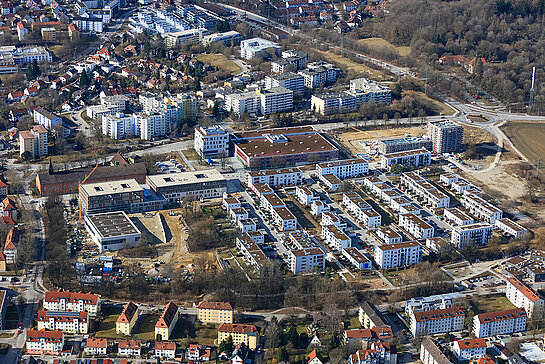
[43,290,100,317]
[322,224,351,250]
[399,213,434,239]
[37,310,89,334]
[375,241,422,270]
[495,218,528,239]
[472,308,527,338]
[506,277,545,319]
[461,193,503,224]
[381,148,431,171]
[451,223,493,249]
[316,158,369,180]
[410,306,465,337]
[444,208,474,226]
[246,168,303,188]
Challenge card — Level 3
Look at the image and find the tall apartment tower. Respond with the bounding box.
[427,121,463,154]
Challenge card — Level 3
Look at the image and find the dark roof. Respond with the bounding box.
[37,163,146,186]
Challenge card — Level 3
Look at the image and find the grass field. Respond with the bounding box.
[358,38,411,57]
[503,122,545,164]
[197,54,241,75]
[315,50,392,81]
[470,295,515,314]
[410,91,455,116]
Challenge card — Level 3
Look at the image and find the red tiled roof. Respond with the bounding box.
[44,290,99,305]
[155,302,178,328]
[26,329,63,343]
[86,338,107,348]
[37,310,88,323]
[117,339,141,349]
[117,301,138,323]
[5,227,19,250]
[217,323,258,334]
[455,338,486,350]
[508,277,543,302]
[475,308,526,324]
[197,301,233,310]
[155,341,175,351]
[413,306,464,322]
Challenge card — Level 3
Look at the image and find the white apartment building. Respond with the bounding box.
[381,148,432,171]
[194,125,230,158]
[410,306,465,337]
[405,292,463,317]
[342,192,380,227]
[264,72,305,93]
[33,107,61,130]
[376,226,403,245]
[102,113,167,140]
[43,291,100,317]
[343,247,372,270]
[461,193,503,224]
[311,200,329,216]
[420,338,453,364]
[349,78,392,104]
[246,168,303,188]
[321,212,347,230]
[146,170,227,203]
[229,207,249,223]
[26,329,64,356]
[272,206,297,231]
[359,208,382,229]
[399,213,434,239]
[299,62,339,89]
[223,196,241,212]
[452,179,474,194]
[472,308,527,338]
[444,208,474,226]
[260,193,285,212]
[495,218,529,239]
[506,277,545,319]
[225,91,259,116]
[287,246,325,273]
[259,87,294,115]
[439,173,459,187]
[296,186,318,205]
[322,224,351,250]
[37,310,89,334]
[451,223,493,249]
[452,339,487,361]
[400,172,450,208]
[390,196,413,212]
[240,37,280,60]
[375,241,422,270]
[316,158,369,179]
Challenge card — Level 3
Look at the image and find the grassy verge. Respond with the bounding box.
[197,54,241,75]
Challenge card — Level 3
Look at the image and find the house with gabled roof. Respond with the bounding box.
[116,301,139,335]
[155,302,179,341]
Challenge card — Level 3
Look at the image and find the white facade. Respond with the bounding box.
[472,308,527,338]
[259,87,294,115]
[375,241,422,269]
[322,224,351,250]
[461,193,503,224]
[247,168,303,188]
[102,113,167,140]
[316,158,369,179]
[194,125,230,158]
[381,148,432,171]
[311,200,329,216]
[495,218,528,239]
[272,207,297,231]
[240,38,280,60]
[399,213,434,239]
[452,339,486,361]
[26,330,64,355]
[376,226,402,245]
[451,223,493,249]
[264,72,305,93]
[288,247,325,274]
[410,307,465,337]
[296,186,318,205]
[506,277,545,319]
[444,208,474,226]
[37,311,89,334]
[43,291,100,317]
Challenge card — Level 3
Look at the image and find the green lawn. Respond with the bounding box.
[94,306,124,339]
[192,323,218,346]
[132,314,161,340]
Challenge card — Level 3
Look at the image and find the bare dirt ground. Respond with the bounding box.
[130,212,165,244]
[338,126,427,154]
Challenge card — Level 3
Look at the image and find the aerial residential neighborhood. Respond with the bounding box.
[0,0,545,363]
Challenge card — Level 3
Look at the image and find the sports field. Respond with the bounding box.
[503,122,545,164]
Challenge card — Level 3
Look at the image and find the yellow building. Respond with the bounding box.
[217,323,259,349]
[197,301,233,324]
[41,27,56,41]
[0,252,6,272]
[116,301,139,335]
[19,125,48,159]
[154,302,178,341]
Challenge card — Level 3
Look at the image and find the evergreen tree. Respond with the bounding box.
[80,71,90,88]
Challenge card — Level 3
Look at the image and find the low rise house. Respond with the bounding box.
[348,341,397,364]
[117,339,142,356]
[344,326,393,345]
[453,339,487,361]
[155,341,176,359]
[186,344,211,361]
[85,338,108,356]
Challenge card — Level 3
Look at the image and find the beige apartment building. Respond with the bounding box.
[197,301,233,324]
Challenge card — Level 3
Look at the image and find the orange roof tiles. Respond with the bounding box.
[413,306,465,322]
[116,302,138,324]
[217,323,258,334]
[155,302,178,328]
[197,301,233,310]
[44,290,99,305]
[455,338,486,350]
[508,277,543,302]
